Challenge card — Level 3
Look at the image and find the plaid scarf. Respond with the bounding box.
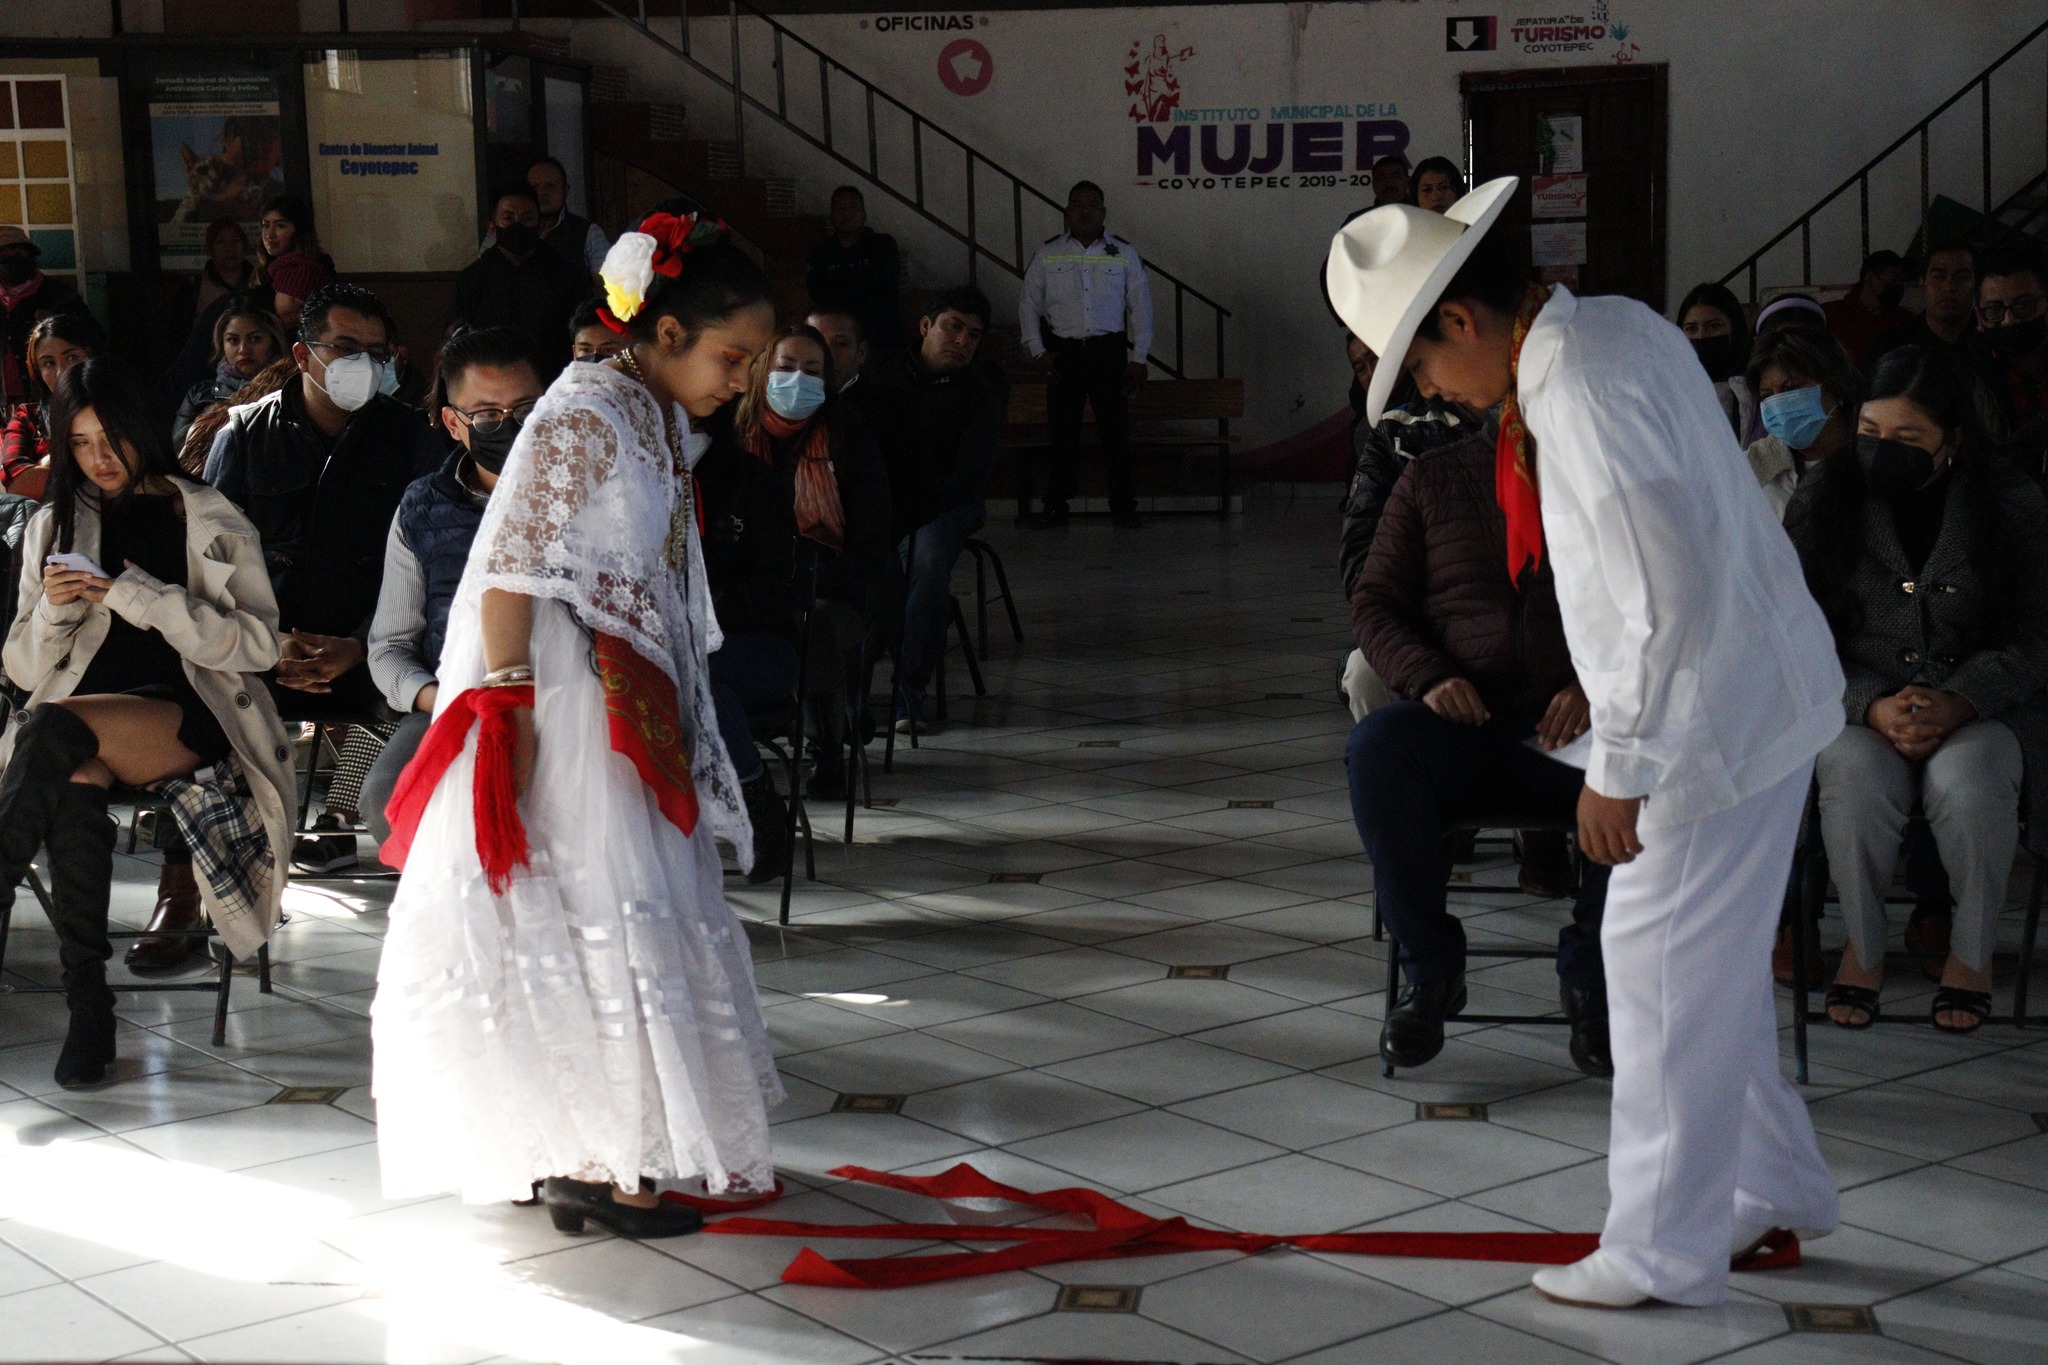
[1496,283,1554,589]
[747,409,845,554]
[149,754,273,949]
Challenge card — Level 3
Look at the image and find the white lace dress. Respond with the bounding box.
[371,362,782,1203]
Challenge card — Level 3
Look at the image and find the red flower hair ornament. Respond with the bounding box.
[596,211,731,335]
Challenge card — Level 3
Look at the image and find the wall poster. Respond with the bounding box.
[303,51,478,274]
[147,65,285,270]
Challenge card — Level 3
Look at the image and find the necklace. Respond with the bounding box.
[618,347,696,577]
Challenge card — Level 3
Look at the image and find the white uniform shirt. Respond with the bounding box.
[1019,232,1154,360]
[1519,287,1845,830]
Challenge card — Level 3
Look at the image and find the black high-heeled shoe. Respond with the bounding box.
[542,1177,705,1238]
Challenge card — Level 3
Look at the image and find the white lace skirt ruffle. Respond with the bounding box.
[371,603,782,1204]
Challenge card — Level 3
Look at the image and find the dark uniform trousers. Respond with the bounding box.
[1045,332,1136,516]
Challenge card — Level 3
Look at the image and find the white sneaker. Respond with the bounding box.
[1531,1251,1653,1308]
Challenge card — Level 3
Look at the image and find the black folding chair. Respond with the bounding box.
[961,537,1024,661]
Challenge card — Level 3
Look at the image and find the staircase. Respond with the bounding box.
[1721,17,2048,303]
[578,0,1231,380]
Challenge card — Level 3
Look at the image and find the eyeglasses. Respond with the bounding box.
[307,338,396,365]
[447,400,537,434]
[1978,294,2043,327]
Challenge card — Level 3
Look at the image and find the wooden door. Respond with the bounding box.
[1462,66,1668,310]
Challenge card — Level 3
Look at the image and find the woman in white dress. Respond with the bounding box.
[371,209,783,1238]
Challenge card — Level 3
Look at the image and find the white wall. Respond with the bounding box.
[564,1,2048,443]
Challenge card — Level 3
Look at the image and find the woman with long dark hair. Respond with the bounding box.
[1678,281,1756,440]
[172,294,287,452]
[1409,156,1466,213]
[0,359,293,1085]
[1789,345,2048,1033]
[1,312,106,501]
[371,208,783,1236]
[193,216,254,315]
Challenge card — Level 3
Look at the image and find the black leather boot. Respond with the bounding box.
[1380,974,1467,1069]
[741,771,789,885]
[1560,981,1614,1079]
[0,705,102,916]
[49,781,119,1087]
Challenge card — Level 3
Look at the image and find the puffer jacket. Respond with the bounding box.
[1349,429,1577,722]
[1338,399,1475,595]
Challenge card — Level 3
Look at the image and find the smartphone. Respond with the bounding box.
[45,552,111,579]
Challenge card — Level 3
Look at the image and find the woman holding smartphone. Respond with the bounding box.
[0,359,293,1086]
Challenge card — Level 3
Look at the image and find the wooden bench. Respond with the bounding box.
[1005,377,1246,517]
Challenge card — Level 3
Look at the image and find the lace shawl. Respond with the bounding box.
[455,361,751,863]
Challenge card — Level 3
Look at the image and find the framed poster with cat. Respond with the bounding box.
[147,66,285,270]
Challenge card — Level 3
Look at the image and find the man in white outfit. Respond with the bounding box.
[1325,179,1846,1308]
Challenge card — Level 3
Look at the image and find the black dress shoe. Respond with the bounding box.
[543,1177,705,1238]
[1560,982,1613,1078]
[1380,974,1466,1069]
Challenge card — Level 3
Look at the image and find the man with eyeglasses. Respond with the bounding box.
[360,327,543,848]
[1973,243,2048,474]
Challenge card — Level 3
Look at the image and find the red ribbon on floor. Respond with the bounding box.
[666,1163,1803,1289]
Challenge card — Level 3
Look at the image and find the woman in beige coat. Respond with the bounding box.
[0,359,292,1087]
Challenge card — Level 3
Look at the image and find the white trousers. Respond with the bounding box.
[1599,764,1838,1305]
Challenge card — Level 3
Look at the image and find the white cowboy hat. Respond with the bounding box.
[1325,176,1519,423]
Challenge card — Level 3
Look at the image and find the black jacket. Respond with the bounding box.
[204,375,446,639]
[447,247,590,379]
[806,228,902,351]
[1339,399,1476,595]
[850,353,1009,538]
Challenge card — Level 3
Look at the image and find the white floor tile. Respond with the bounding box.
[0,1280,164,1359]
[1007,1109,1285,1194]
[1136,1249,1438,1359]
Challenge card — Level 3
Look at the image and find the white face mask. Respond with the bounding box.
[310,351,383,412]
[766,369,827,422]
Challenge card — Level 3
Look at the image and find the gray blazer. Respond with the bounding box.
[1789,457,2048,846]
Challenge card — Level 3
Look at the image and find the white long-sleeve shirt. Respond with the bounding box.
[367,516,435,716]
[1018,232,1154,361]
[1519,287,1845,830]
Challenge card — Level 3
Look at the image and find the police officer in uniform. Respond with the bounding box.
[1019,180,1154,528]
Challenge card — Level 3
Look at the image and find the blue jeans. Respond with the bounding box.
[1346,700,1608,991]
[897,503,983,697]
[709,630,799,784]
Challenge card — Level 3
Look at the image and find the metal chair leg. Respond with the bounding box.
[973,546,989,660]
[2015,856,2043,1027]
[951,599,986,697]
[212,947,235,1048]
[259,942,272,994]
[1787,845,1811,1085]
[989,548,1024,644]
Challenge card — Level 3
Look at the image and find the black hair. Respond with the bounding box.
[1068,180,1105,202]
[1409,156,1464,200]
[210,293,288,366]
[829,184,864,203]
[625,200,774,346]
[435,326,542,409]
[923,284,993,327]
[1858,249,1906,281]
[1677,280,1754,372]
[45,358,176,554]
[1745,325,1860,420]
[1372,154,1410,175]
[805,304,865,343]
[492,183,540,210]
[298,281,395,346]
[1411,229,1528,342]
[569,297,607,336]
[1978,240,2045,286]
[23,312,108,398]
[526,155,568,181]
[1919,241,1976,278]
[259,193,314,228]
[1790,344,2027,648]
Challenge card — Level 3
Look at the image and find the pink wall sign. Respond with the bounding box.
[938,39,995,96]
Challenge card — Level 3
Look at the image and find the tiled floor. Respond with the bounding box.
[3,502,2046,1364]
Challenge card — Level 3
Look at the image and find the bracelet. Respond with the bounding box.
[480,665,534,689]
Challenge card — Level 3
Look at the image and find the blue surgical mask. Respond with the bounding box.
[376,357,400,397]
[1760,385,1832,450]
[766,369,827,422]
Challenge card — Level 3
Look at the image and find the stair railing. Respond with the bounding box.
[584,0,1230,380]
[1719,16,2048,304]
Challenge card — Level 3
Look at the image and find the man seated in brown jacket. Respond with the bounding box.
[1346,424,1611,1076]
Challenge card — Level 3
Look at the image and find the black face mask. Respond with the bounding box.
[1856,434,1939,498]
[0,253,34,286]
[466,416,521,474]
[1690,335,1742,382]
[1986,315,2048,362]
[496,222,540,257]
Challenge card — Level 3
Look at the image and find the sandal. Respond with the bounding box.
[1930,986,1992,1035]
[1824,983,1880,1029]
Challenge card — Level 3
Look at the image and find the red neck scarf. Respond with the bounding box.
[747,408,844,554]
[1496,283,1554,588]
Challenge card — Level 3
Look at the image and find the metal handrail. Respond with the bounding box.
[585,0,1230,379]
[1719,16,2048,303]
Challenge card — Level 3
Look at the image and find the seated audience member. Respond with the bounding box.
[176,358,295,477]
[1678,282,1756,441]
[1788,346,2048,1034]
[806,306,870,394]
[1347,424,1612,1076]
[265,250,334,338]
[1745,324,1860,519]
[1756,292,1831,339]
[204,282,443,869]
[448,186,589,378]
[1868,244,1977,371]
[1409,157,1466,214]
[254,194,333,286]
[567,299,626,365]
[1,225,89,412]
[3,312,105,501]
[361,327,542,846]
[193,217,255,317]
[1973,243,2048,471]
[173,297,286,453]
[0,359,291,1082]
[701,326,891,807]
[807,186,902,354]
[1368,155,1410,209]
[852,286,1007,734]
[1825,250,1910,363]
